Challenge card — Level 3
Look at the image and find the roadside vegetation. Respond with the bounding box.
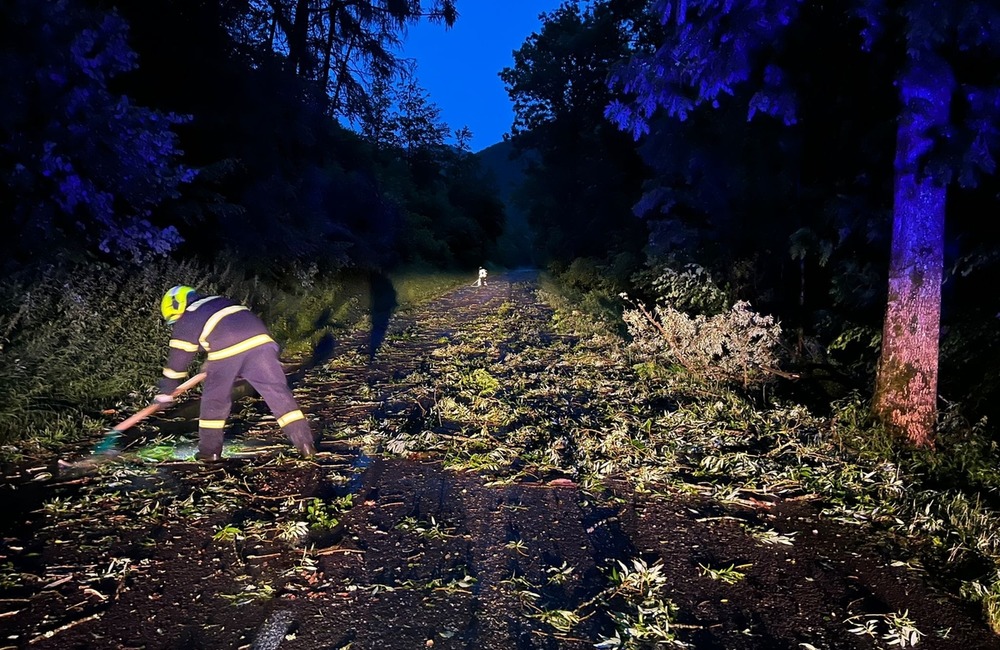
[0,260,469,457]
[331,266,1000,641]
[1,271,999,647]
[555,267,1000,639]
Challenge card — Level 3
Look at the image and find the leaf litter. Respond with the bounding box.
[0,270,996,649]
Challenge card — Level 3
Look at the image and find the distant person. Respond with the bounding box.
[156,285,317,462]
[476,266,488,287]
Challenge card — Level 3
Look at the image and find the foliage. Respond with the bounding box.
[395,516,454,541]
[360,61,451,152]
[304,498,340,531]
[370,144,506,268]
[938,312,1000,426]
[622,296,784,388]
[0,0,192,269]
[224,0,457,123]
[388,62,451,153]
[698,562,750,584]
[606,0,803,136]
[603,0,1000,446]
[847,610,925,648]
[596,558,685,648]
[6,273,1000,641]
[356,276,1000,636]
[501,0,649,265]
[388,271,474,307]
[107,0,500,276]
[0,261,179,447]
[263,268,369,358]
[0,254,299,447]
[0,261,239,445]
[962,578,1000,636]
[607,0,896,335]
[634,263,730,316]
[825,323,882,379]
[460,368,500,397]
[545,254,645,333]
[0,258,469,449]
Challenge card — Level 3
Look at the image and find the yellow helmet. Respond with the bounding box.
[160,285,196,324]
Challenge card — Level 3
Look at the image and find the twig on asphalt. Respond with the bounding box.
[315,547,365,556]
[28,612,103,645]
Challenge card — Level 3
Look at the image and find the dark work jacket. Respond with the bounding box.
[158,295,275,393]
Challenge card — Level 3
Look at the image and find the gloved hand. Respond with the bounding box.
[153,394,175,406]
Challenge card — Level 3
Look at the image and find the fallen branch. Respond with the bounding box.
[762,366,800,381]
[41,575,73,590]
[315,547,365,556]
[28,612,103,645]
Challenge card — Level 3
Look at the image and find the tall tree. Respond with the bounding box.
[453,126,473,152]
[857,2,1000,447]
[501,0,650,265]
[360,74,397,147]
[392,62,450,154]
[607,0,1000,447]
[104,0,409,272]
[225,0,457,121]
[618,2,896,335]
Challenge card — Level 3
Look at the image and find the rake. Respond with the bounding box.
[90,371,207,455]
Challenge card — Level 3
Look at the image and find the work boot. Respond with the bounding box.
[296,441,317,459]
[195,451,223,463]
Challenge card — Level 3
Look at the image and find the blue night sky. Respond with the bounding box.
[400,1,565,153]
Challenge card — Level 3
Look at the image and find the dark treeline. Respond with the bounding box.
[1,0,501,279]
[3,0,1000,441]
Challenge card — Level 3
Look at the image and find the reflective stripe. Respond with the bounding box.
[199,419,226,429]
[169,339,200,352]
[199,305,249,350]
[188,296,220,312]
[162,368,189,380]
[277,410,305,427]
[205,334,274,361]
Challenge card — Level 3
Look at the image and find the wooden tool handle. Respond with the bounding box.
[110,372,207,433]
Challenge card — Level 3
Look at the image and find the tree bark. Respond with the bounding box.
[872,54,954,448]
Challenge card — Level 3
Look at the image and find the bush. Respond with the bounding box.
[622,297,785,388]
[546,253,644,334]
[0,261,179,446]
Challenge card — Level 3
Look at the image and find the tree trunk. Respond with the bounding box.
[291,0,312,77]
[872,54,954,448]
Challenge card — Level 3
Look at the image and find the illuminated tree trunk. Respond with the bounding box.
[872,55,954,448]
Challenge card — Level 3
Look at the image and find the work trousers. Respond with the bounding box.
[198,343,313,456]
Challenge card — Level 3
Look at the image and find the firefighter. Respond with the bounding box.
[156,285,317,461]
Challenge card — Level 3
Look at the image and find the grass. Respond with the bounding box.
[389,270,473,308]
